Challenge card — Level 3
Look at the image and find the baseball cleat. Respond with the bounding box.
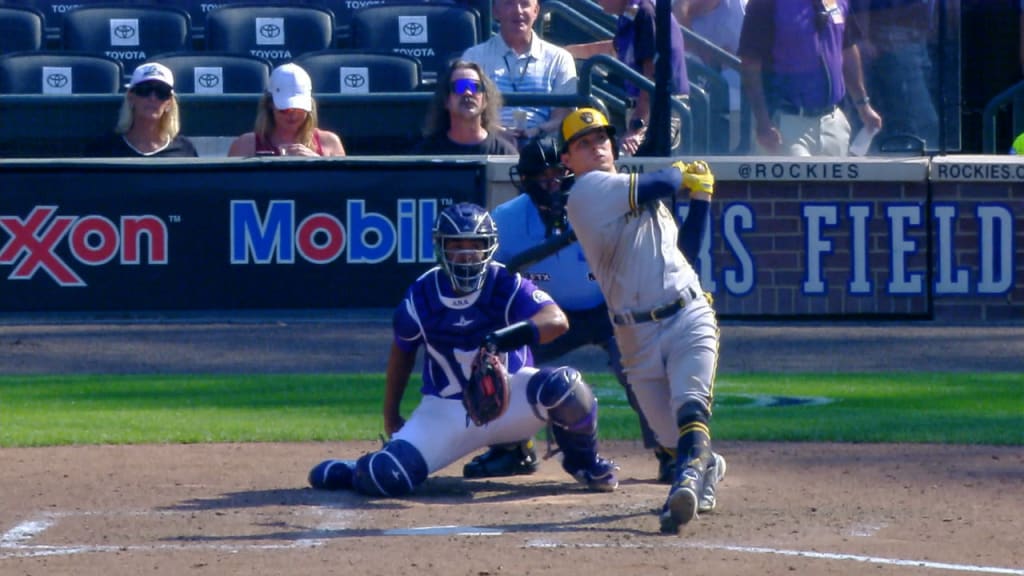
[573,456,619,492]
[463,441,540,479]
[308,459,355,491]
[699,452,727,514]
[660,467,701,533]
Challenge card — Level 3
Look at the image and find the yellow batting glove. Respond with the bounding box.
[682,160,715,195]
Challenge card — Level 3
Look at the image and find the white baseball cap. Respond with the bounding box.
[128,62,174,89]
[270,63,313,112]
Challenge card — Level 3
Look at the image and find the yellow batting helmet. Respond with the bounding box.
[560,107,617,152]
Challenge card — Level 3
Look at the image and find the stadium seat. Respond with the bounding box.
[0,6,45,54]
[2,0,124,43]
[149,51,271,94]
[0,50,122,94]
[293,49,421,93]
[204,3,334,66]
[349,2,479,84]
[61,5,192,77]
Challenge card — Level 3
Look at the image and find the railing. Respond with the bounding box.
[982,79,1024,154]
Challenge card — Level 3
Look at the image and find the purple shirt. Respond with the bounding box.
[614,0,689,96]
[739,0,858,109]
[393,264,553,399]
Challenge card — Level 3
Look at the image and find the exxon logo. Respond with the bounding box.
[0,206,168,287]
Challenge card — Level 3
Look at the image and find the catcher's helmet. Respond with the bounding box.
[432,202,499,294]
[510,136,571,236]
[560,107,617,154]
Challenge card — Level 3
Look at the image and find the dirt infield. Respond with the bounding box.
[2,316,1023,575]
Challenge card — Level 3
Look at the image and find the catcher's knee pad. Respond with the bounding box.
[526,366,597,433]
[352,439,428,497]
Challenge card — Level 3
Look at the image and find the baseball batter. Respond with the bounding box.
[559,108,723,533]
[308,202,617,497]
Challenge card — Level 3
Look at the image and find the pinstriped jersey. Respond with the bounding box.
[392,264,553,400]
[565,169,699,314]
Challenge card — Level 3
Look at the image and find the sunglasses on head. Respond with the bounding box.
[133,82,172,100]
[450,78,481,95]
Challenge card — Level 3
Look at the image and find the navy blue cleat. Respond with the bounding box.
[308,459,355,491]
[659,466,701,533]
[570,456,619,492]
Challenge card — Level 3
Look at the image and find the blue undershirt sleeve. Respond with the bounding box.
[635,168,684,206]
[678,198,710,263]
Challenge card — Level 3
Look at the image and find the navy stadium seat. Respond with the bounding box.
[293,49,420,93]
[204,3,334,66]
[0,6,45,54]
[0,50,122,93]
[1,0,129,42]
[349,2,478,84]
[149,51,271,94]
[61,4,192,77]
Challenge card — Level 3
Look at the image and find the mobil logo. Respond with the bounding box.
[0,206,169,287]
[230,198,439,264]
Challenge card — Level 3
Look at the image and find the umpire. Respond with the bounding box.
[462,136,667,481]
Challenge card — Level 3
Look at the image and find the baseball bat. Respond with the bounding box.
[503,230,578,273]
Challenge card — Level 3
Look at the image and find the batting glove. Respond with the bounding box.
[677,160,715,195]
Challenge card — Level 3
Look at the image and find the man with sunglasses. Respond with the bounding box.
[462,0,578,149]
[87,62,197,158]
[411,60,518,155]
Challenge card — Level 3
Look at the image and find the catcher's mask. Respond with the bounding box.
[509,136,572,236]
[560,107,618,159]
[432,202,498,294]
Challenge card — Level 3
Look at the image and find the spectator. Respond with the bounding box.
[87,62,197,157]
[410,60,519,155]
[565,0,690,156]
[738,0,882,156]
[228,63,346,157]
[850,0,938,152]
[308,202,618,497]
[673,0,747,152]
[462,0,578,148]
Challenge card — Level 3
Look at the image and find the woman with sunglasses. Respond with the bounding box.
[228,63,346,158]
[410,60,518,155]
[87,62,197,158]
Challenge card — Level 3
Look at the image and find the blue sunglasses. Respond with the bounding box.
[451,78,481,95]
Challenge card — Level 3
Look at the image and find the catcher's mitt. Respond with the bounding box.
[463,345,510,426]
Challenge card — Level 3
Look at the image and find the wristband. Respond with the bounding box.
[854,97,871,108]
[484,321,540,352]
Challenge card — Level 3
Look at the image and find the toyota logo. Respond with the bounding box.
[113,24,136,40]
[343,74,366,88]
[197,73,220,88]
[46,73,69,88]
[401,22,424,37]
[259,23,282,39]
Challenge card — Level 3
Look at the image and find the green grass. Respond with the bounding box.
[1,373,1021,447]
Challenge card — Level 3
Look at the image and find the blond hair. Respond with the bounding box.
[114,92,181,138]
[254,93,319,148]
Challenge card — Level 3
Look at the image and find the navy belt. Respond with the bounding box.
[776,103,837,117]
[611,286,700,326]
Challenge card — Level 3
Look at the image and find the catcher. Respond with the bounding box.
[308,202,618,497]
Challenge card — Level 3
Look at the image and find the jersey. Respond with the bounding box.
[565,170,699,314]
[392,263,554,399]
[491,194,603,311]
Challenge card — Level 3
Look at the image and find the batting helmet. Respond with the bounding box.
[560,107,617,155]
[432,202,499,294]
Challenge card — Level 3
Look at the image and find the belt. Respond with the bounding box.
[610,286,700,326]
[776,103,837,117]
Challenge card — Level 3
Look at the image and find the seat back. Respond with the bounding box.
[293,49,420,93]
[149,50,271,94]
[204,3,334,66]
[61,4,192,76]
[3,0,122,40]
[0,50,122,94]
[0,6,45,54]
[349,3,478,84]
